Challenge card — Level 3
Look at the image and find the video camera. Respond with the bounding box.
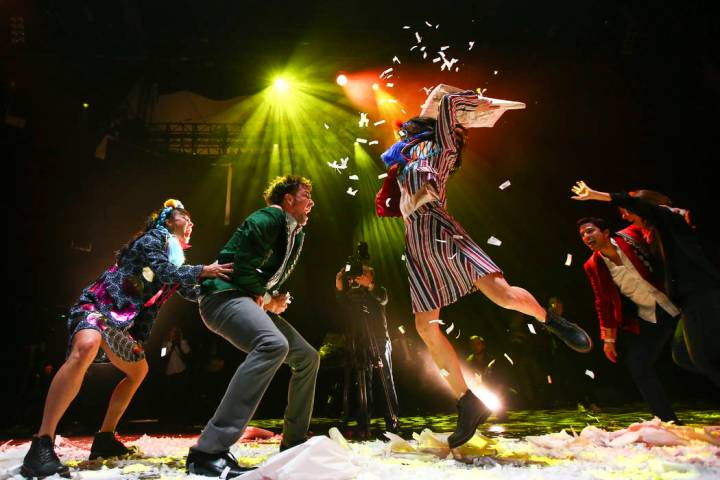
[343,241,370,284]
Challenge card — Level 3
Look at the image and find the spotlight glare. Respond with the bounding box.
[372,83,380,91]
[336,74,348,86]
[273,77,290,93]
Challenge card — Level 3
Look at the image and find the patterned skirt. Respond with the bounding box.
[404,202,502,313]
[68,306,146,363]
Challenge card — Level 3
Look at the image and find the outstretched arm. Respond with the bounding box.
[571,180,612,202]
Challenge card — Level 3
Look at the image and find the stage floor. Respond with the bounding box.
[2,406,718,479]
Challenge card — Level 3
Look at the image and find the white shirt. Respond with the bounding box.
[163,339,190,375]
[601,239,680,323]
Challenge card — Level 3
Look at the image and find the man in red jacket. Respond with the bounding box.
[578,217,680,422]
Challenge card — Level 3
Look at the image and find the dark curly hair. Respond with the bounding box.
[576,216,609,232]
[263,175,312,206]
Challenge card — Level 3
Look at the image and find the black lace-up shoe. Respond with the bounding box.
[447,390,491,449]
[279,437,308,452]
[21,435,70,479]
[89,431,137,459]
[543,310,593,353]
[186,449,256,478]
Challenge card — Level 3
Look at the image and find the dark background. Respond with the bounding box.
[4,0,718,434]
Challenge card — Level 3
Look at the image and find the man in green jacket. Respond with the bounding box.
[187,175,319,478]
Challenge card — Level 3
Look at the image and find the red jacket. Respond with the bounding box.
[583,225,662,339]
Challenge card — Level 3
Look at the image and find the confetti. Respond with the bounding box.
[432,57,441,63]
[440,46,449,51]
[385,198,391,208]
[493,70,499,75]
[402,25,410,29]
[455,67,459,72]
[423,52,427,59]
[415,32,422,43]
[160,347,167,357]
[398,325,406,334]
[487,359,496,368]
[425,21,432,27]
[435,24,440,29]
[380,67,393,78]
[429,319,445,325]
[327,157,349,173]
[410,45,418,51]
[487,236,502,246]
[386,83,394,88]
[373,120,386,126]
[401,254,406,261]
[445,323,455,335]
[422,86,433,95]
[585,369,595,379]
[359,112,370,127]
[369,140,379,145]
[504,353,514,365]
[356,138,368,143]
[324,123,330,129]
[547,375,553,384]
[392,56,401,64]
[565,254,573,266]
[455,329,461,339]
[527,323,537,334]
[499,180,511,190]
[346,187,358,196]
[378,173,388,179]
[468,41,475,50]
[348,175,359,180]
[439,369,449,377]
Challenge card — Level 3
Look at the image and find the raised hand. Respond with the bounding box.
[571,180,592,200]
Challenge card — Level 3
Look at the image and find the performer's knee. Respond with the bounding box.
[70,333,102,364]
[258,334,290,360]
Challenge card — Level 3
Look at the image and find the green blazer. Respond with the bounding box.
[202,206,305,297]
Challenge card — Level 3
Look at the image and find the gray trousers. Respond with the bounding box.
[193,291,320,454]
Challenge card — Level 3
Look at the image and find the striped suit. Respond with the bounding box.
[400,91,501,313]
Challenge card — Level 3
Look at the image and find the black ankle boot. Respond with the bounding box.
[21,435,70,479]
[447,390,491,449]
[89,431,136,460]
[186,449,256,478]
[543,310,593,353]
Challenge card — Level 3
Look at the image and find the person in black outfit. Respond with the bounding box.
[335,262,400,437]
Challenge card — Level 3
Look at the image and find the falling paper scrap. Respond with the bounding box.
[429,319,445,325]
[385,198,391,207]
[349,175,359,180]
[346,188,358,196]
[392,56,401,64]
[374,120,386,126]
[160,347,167,357]
[585,370,595,379]
[369,140,379,145]
[386,83,394,88]
[487,236,502,246]
[565,254,573,266]
[445,323,455,335]
[380,67,393,79]
[401,254,406,261]
[439,369,449,377]
[327,157,349,173]
[356,138,368,143]
[415,32,422,43]
[468,41,475,50]
[527,323,537,334]
[547,375,553,384]
[488,359,496,368]
[455,329,461,339]
[420,84,526,127]
[504,353,514,365]
[378,173,388,179]
[499,180,511,190]
[324,123,330,129]
[359,112,370,128]
[425,21,432,27]
[398,325,406,334]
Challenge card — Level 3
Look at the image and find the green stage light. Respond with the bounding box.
[273,77,290,94]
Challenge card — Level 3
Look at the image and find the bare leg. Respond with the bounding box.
[98,345,149,433]
[415,310,468,398]
[475,272,547,322]
[38,330,102,437]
